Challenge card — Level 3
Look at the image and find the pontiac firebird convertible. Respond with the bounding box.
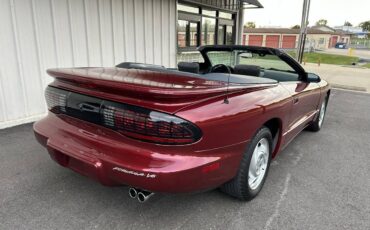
[34,45,330,202]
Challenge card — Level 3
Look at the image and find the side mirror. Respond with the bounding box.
[307,73,321,83]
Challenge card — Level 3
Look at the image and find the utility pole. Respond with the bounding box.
[237,2,245,45]
[296,0,311,63]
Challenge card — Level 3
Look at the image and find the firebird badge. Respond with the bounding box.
[112,167,157,178]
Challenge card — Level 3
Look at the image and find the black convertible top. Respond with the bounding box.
[198,45,282,55]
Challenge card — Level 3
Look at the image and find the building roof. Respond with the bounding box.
[243,27,333,35]
[311,25,353,35]
[332,29,353,35]
[311,25,336,32]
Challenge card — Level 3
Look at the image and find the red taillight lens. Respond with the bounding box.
[45,86,202,145]
[102,104,201,145]
[45,87,68,113]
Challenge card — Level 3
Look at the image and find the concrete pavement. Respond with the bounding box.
[1,89,370,230]
[304,63,370,92]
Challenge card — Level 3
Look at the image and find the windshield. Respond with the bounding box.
[206,50,296,73]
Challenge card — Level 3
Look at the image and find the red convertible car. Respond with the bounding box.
[34,45,330,202]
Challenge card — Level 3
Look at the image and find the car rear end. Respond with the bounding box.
[34,67,248,193]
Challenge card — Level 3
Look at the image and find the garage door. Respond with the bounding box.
[265,35,280,48]
[248,35,263,46]
[282,35,296,49]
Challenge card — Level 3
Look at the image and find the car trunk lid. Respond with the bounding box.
[47,67,274,114]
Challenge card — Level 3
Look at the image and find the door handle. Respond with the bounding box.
[293,97,299,104]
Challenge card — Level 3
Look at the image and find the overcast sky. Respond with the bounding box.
[244,0,370,28]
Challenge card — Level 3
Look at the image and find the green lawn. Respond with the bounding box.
[363,63,370,68]
[287,52,359,65]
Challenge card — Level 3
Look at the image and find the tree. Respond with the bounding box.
[344,21,352,26]
[359,21,370,31]
[315,19,328,26]
[245,22,256,28]
[291,25,300,29]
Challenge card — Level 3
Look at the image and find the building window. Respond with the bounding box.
[177,3,236,50]
[319,38,325,45]
[189,23,198,46]
[218,25,225,44]
[178,20,187,48]
[226,26,233,45]
[202,17,216,45]
[178,3,199,14]
[202,9,216,17]
[177,20,199,48]
[219,12,232,19]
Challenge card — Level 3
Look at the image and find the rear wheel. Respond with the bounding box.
[308,97,327,132]
[221,126,272,201]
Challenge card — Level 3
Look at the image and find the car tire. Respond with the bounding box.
[307,96,328,132]
[220,126,272,201]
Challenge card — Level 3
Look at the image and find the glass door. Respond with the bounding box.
[217,25,225,45]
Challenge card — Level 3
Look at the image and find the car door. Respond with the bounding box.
[281,80,321,142]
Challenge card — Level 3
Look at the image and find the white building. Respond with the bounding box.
[334,26,368,39]
[0,0,263,129]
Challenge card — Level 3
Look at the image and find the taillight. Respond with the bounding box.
[101,103,202,145]
[44,86,202,145]
[45,87,68,113]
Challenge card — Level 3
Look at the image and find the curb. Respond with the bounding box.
[331,84,367,92]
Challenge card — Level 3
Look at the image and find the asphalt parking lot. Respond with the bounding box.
[1,89,369,230]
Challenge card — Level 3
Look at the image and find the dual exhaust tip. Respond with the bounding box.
[129,187,154,203]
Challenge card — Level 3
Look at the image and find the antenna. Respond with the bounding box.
[224,64,231,104]
[223,50,235,104]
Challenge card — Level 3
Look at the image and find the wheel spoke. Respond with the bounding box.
[318,101,326,127]
[248,174,257,185]
[248,137,270,190]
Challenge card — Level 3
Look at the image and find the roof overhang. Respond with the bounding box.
[240,0,264,9]
[179,0,263,11]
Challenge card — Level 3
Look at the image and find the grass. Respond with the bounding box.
[287,52,359,65]
[363,63,370,68]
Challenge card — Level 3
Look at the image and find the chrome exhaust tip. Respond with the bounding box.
[129,187,138,198]
[137,191,154,203]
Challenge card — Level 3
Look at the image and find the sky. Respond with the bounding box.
[244,0,370,28]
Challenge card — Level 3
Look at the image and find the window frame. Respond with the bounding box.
[177,2,236,51]
[177,20,200,49]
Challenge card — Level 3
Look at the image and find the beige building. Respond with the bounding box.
[311,25,352,46]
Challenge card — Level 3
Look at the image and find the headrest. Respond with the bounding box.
[178,62,199,74]
[234,64,261,77]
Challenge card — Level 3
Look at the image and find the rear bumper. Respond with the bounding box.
[33,113,247,193]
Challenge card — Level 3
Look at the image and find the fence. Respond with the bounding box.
[243,38,332,51]
[176,38,326,64]
[350,39,370,49]
[177,52,205,64]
